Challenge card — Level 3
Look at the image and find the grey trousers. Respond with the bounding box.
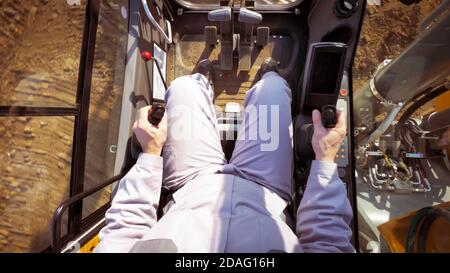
[163,71,293,201]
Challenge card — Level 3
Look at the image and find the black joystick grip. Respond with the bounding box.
[148,104,165,125]
[321,105,337,128]
[129,104,166,162]
[296,105,338,161]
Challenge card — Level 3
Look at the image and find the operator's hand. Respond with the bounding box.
[311,109,347,163]
[133,106,167,156]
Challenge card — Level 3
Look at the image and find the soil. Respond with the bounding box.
[353,0,447,129]
[0,0,127,252]
[353,0,443,90]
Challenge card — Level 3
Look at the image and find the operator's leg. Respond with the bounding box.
[163,73,226,191]
[228,71,293,201]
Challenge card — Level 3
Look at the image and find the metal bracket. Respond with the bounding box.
[369,59,393,105]
[141,0,173,44]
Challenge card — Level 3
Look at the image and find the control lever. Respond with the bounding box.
[321,105,337,128]
[121,50,167,173]
[238,7,262,24]
[130,103,165,160]
[208,7,232,22]
[296,105,338,160]
[148,103,165,125]
[131,50,167,159]
[238,7,262,71]
[208,7,233,70]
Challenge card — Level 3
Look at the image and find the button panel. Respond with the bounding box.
[336,97,349,167]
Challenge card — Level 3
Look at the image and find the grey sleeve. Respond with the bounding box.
[296,160,355,253]
[95,153,163,253]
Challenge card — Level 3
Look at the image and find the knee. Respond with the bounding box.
[166,75,201,101]
[166,74,214,107]
[261,72,290,90]
[250,75,291,104]
[168,75,199,93]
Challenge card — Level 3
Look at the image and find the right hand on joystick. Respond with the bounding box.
[133,105,167,156]
[311,109,347,163]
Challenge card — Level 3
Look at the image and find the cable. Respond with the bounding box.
[417,208,450,252]
[405,207,433,252]
[405,207,450,252]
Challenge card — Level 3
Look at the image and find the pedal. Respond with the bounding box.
[205,26,217,47]
[238,45,251,71]
[221,42,233,70]
[256,27,269,47]
[238,8,262,72]
[208,7,233,70]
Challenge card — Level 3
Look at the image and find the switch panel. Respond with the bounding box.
[336,97,350,167]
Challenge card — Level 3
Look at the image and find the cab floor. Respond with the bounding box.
[167,34,294,110]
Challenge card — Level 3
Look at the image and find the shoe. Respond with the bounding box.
[254,58,279,83]
[260,58,279,77]
[195,59,215,86]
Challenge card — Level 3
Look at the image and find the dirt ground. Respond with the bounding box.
[353,0,443,90]
[0,0,445,252]
[0,0,83,253]
[353,0,447,127]
[0,0,126,252]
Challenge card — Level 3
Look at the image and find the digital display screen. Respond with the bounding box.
[310,51,343,94]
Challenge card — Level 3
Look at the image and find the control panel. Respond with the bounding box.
[336,96,350,167]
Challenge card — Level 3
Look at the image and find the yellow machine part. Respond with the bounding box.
[435,91,450,112]
[378,202,450,253]
[79,235,100,253]
[434,90,450,164]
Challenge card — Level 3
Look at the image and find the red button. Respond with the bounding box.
[141,50,153,61]
[340,89,348,96]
